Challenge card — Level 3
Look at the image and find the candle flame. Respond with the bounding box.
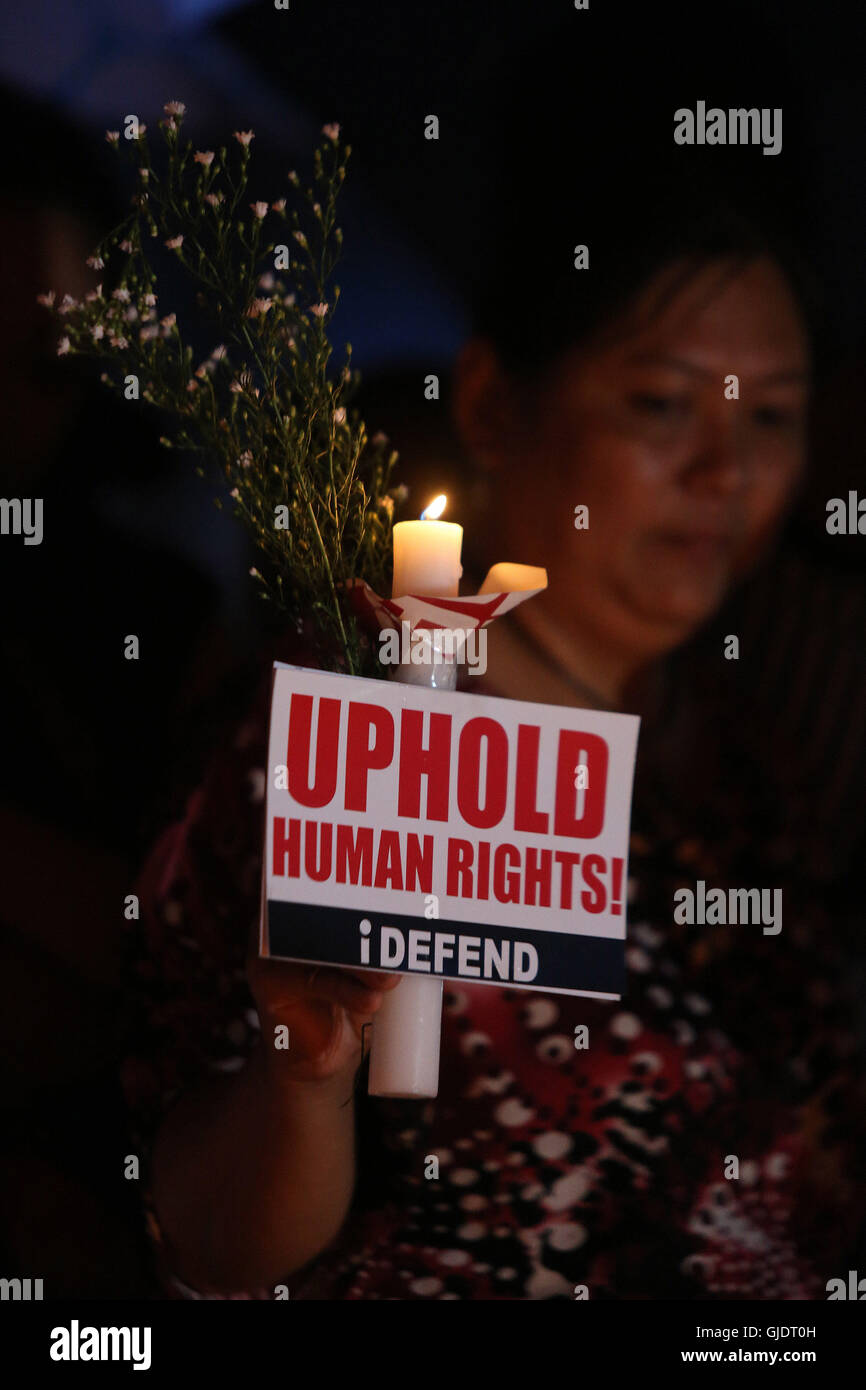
[420,494,447,521]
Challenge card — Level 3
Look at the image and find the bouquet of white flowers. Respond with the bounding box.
[39,103,400,677]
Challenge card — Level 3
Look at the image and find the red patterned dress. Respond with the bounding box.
[121,601,866,1300]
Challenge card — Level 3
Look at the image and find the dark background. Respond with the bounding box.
[0,0,864,1296]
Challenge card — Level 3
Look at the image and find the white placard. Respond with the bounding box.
[260,663,640,999]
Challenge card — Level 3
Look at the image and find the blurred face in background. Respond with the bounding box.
[454,255,810,689]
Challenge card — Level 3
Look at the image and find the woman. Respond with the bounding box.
[121,58,866,1299]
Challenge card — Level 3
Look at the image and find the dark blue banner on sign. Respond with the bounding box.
[266,899,625,997]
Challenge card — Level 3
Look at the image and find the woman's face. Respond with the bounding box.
[458,256,810,671]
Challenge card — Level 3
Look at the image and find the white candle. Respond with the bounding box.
[367,967,444,1099]
[391,495,463,598]
[368,496,461,1098]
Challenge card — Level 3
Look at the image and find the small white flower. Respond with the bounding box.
[246,297,272,318]
[91,324,105,341]
[105,130,120,144]
[205,192,224,207]
[125,305,138,322]
[119,239,134,253]
[160,313,177,332]
[251,201,268,219]
[237,450,253,469]
[210,344,227,360]
[138,168,150,182]
[59,294,78,313]
[164,101,186,117]
[322,122,340,141]
[112,287,131,302]
[109,335,128,349]
[194,150,215,167]
[230,379,243,394]
[36,291,55,308]
[140,324,159,342]
[233,129,255,147]
[85,289,101,303]
[230,488,240,500]
[283,293,296,306]
[165,235,183,251]
[249,566,261,578]
[293,230,308,247]
[309,302,328,318]
[334,407,346,425]
[143,293,157,307]
[57,336,71,356]
[258,272,275,290]
[86,255,105,270]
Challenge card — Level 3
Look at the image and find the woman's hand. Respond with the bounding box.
[153,953,395,1290]
[247,953,402,1086]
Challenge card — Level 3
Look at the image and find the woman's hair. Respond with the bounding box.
[467,9,824,378]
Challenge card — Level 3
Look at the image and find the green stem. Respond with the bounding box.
[305,497,355,674]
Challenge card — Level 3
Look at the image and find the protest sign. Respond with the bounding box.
[260,663,640,999]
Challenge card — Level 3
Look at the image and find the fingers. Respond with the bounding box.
[281,999,342,1064]
[313,969,386,1017]
[350,969,403,992]
[249,957,401,1016]
[311,966,402,1013]
[296,965,401,993]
